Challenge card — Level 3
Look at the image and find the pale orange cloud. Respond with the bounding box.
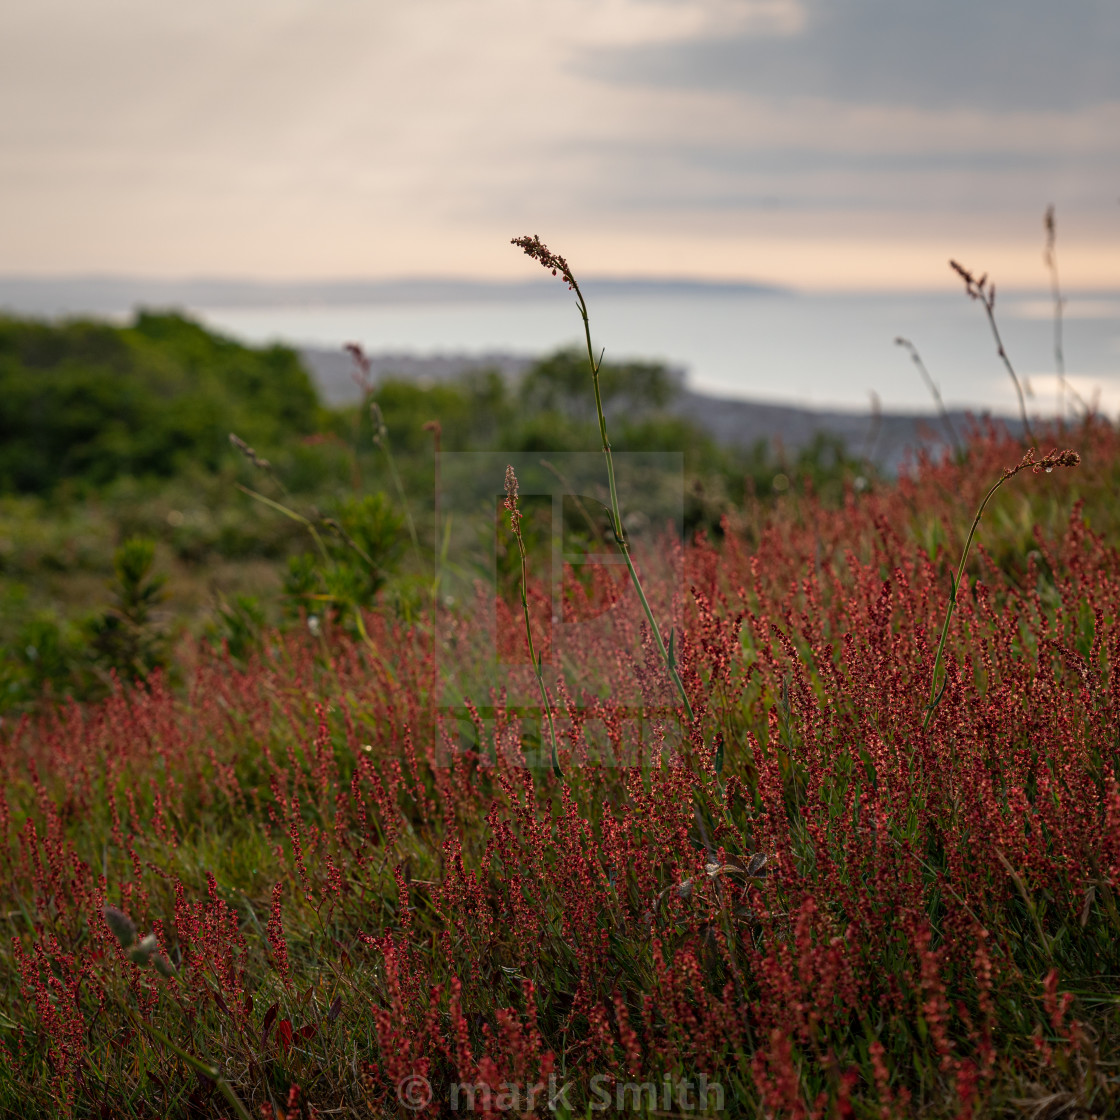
[1,0,1116,289]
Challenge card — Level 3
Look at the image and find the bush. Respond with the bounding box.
[0,311,322,494]
[87,536,169,684]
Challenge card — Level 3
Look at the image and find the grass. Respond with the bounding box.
[0,240,1119,1118]
[1,417,1118,1117]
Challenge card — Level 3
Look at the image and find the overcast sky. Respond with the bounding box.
[3,0,1118,289]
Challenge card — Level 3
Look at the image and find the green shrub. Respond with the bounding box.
[0,311,322,494]
[87,537,169,684]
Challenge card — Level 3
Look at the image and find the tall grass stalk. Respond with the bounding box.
[1043,206,1089,422]
[231,439,387,661]
[923,446,1079,729]
[512,235,694,723]
[894,336,962,455]
[346,343,421,556]
[949,259,1035,446]
[347,341,423,561]
[1044,206,1068,422]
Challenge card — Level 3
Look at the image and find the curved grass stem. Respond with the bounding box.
[121,1002,253,1120]
[923,446,1080,729]
[573,285,695,724]
[512,235,695,725]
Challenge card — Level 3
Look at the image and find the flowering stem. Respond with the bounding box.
[512,235,694,724]
[950,260,1035,446]
[572,282,695,724]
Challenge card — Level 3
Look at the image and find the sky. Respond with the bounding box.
[3,0,1119,290]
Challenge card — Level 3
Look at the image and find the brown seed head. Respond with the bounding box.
[1002,447,1081,480]
[950,259,992,304]
[344,341,371,376]
[512,234,577,291]
[229,432,271,471]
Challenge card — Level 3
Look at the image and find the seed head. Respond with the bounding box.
[512,234,578,292]
[950,259,993,307]
[128,932,159,966]
[1002,447,1081,481]
[229,432,272,471]
[346,341,374,396]
[504,465,522,533]
[344,341,371,377]
[152,953,177,978]
[369,400,387,448]
[104,906,137,948]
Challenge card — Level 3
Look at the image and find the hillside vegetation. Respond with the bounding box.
[0,415,1117,1117]
[0,312,856,714]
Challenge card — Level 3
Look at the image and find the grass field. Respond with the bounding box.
[2,402,1119,1116]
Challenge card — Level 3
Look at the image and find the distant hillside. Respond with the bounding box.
[298,347,1015,473]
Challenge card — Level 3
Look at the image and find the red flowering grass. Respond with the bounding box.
[0,419,1118,1116]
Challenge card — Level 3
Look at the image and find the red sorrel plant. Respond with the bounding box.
[512,234,694,723]
[923,444,1080,728]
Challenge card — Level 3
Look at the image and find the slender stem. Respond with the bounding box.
[368,402,422,561]
[570,284,695,723]
[381,436,421,559]
[923,474,1008,729]
[1043,208,1090,421]
[506,486,562,777]
[924,444,1083,724]
[895,337,962,455]
[1046,209,1067,421]
[979,298,1035,446]
[121,1002,253,1120]
[425,422,442,611]
[236,485,332,567]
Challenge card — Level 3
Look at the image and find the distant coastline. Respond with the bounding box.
[3,276,1115,421]
[0,274,787,318]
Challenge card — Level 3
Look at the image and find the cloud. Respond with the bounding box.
[0,0,1116,284]
[588,0,1120,113]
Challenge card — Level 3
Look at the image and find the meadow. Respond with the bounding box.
[1,244,1119,1118]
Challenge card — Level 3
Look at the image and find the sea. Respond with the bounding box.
[193,288,1120,419]
[3,277,1118,417]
